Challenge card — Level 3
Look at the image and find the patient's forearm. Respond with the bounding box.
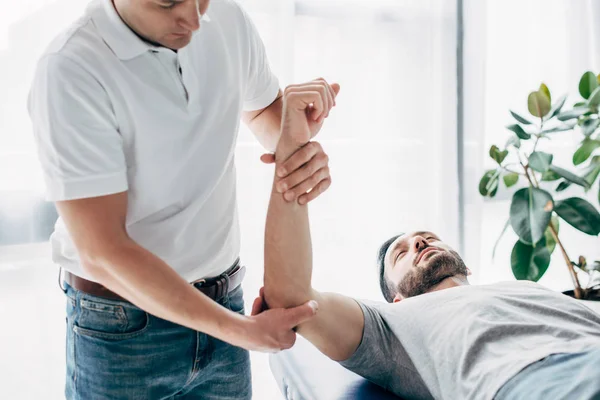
[264,135,315,309]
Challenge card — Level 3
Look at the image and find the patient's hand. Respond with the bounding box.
[261,79,340,204]
[280,79,341,147]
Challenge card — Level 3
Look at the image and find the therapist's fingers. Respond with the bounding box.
[298,177,331,205]
[260,153,275,164]
[276,141,322,179]
[283,166,329,203]
[277,154,328,197]
[251,287,267,316]
[251,296,264,316]
[283,300,319,330]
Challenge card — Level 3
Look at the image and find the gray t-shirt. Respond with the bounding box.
[340,281,600,400]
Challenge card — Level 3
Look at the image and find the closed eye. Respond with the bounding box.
[159,1,178,9]
[395,250,406,263]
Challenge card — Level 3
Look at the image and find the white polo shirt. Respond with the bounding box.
[28,0,279,282]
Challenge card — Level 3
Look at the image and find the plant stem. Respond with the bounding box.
[521,163,584,299]
[500,166,524,175]
[547,222,584,299]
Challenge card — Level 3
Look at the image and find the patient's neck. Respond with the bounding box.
[427,275,469,294]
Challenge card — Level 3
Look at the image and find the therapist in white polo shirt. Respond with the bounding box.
[28,0,339,398]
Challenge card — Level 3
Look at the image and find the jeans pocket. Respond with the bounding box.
[73,295,150,341]
[226,285,245,315]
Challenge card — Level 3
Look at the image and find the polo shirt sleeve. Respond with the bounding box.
[237,3,280,111]
[28,54,128,201]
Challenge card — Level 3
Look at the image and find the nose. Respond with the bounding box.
[412,236,428,253]
[178,1,201,32]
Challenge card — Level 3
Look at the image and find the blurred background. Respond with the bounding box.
[1,0,599,398]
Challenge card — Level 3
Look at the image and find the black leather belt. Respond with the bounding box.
[63,258,245,302]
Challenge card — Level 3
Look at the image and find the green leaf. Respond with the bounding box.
[503,172,519,187]
[589,86,600,107]
[573,139,600,166]
[510,187,554,245]
[539,83,552,104]
[574,101,587,108]
[510,111,533,125]
[506,124,531,140]
[579,71,599,99]
[583,162,600,187]
[492,218,510,260]
[587,260,600,272]
[541,170,561,181]
[489,145,509,165]
[506,134,521,149]
[479,170,500,197]
[528,91,552,118]
[557,107,592,121]
[511,238,551,281]
[541,121,577,134]
[529,151,553,172]
[548,165,591,189]
[581,118,600,137]
[556,180,572,192]
[554,197,600,235]
[544,215,560,255]
[544,95,567,122]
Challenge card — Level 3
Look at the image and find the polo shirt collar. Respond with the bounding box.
[90,0,159,60]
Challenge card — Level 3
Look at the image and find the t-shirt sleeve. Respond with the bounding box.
[339,300,397,390]
[236,2,280,111]
[28,54,128,201]
[339,300,428,398]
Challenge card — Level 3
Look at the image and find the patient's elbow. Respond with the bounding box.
[263,286,314,310]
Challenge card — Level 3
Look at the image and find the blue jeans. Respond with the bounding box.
[63,282,251,400]
[495,347,600,400]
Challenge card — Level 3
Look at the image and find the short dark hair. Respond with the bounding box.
[377,234,403,303]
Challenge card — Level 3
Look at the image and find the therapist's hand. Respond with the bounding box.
[236,289,318,353]
[261,142,331,205]
[260,79,340,205]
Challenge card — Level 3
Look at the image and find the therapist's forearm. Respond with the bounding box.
[82,240,246,343]
[247,94,283,152]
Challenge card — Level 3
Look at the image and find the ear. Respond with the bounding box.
[393,294,404,303]
[466,267,472,276]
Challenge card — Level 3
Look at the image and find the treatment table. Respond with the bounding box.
[269,336,404,400]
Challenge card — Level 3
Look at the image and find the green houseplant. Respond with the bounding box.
[479,71,600,302]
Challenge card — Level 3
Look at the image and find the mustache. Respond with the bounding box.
[414,246,443,266]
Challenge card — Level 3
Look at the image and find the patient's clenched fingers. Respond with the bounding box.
[286,85,328,122]
[277,142,322,178]
[298,177,331,205]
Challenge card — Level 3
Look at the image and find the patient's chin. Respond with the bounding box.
[398,250,468,298]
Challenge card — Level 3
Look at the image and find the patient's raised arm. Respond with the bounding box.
[263,85,365,361]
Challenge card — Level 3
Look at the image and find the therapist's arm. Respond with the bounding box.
[56,192,317,353]
[262,86,365,362]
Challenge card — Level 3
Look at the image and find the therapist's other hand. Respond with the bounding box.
[261,141,331,205]
[238,288,318,353]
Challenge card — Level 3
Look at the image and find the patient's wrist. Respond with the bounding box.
[275,133,308,164]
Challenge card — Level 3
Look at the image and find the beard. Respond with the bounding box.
[396,249,468,298]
